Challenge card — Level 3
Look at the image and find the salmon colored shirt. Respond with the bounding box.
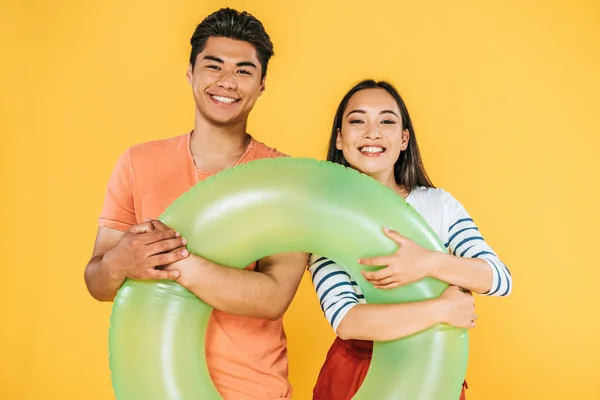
[99,132,292,399]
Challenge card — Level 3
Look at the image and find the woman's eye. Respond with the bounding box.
[381,120,396,124]
[349,119,364,124]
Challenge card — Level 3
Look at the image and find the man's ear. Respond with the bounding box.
[186,63,193,85]
[259,76,266,96]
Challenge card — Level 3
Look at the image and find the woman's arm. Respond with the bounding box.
[308,256,476,341]
[360,194,512,296]
[438,197,512,296]
[337,286,475,341]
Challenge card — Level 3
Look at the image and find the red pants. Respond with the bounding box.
[313,337,467,400]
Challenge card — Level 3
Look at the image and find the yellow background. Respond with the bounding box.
[1,0,599,399]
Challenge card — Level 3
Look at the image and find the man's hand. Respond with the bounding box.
[103,220,189,281]
[85,220,190,301]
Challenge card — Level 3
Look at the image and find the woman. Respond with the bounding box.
[309,79,512,400]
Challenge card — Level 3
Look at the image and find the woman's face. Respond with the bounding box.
[336,88,409,184]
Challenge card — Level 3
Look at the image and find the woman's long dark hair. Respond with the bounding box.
[327,79,434,190]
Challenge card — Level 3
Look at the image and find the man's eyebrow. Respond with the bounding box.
[203,56,257,69]
[203,55,223,63]
[236,61,257,69]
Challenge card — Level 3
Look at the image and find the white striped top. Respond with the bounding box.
[308,186,512,333]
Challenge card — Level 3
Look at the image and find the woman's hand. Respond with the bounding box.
[358,227,439,289]
[438,286,477,329]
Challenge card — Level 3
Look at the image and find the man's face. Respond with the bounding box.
[187,37,265,126]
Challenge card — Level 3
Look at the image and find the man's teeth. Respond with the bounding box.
[212,95,237,104]
[360,146,385,154]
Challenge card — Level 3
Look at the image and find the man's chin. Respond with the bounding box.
[210,115,241,127]
[198,110,243,127]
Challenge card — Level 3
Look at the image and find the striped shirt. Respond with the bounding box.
[308,186,512,333]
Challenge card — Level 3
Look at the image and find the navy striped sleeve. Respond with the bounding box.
[446,195,512,296]
[307,254,365,332]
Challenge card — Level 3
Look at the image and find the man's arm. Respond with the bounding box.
[169,251,309,320]
[84,222,188,301]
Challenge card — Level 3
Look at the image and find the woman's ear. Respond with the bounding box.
[401,129,410,150]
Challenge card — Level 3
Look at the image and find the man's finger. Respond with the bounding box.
[147,248,189,267]
[144,268,180,280]
[129,221,156,234]
[145,237,187,256]
[150,219,174,232]
[142,230,182,245]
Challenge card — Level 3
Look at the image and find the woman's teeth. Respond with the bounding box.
[360,146,385,154]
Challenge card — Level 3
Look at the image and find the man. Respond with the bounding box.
[84,8,308,399]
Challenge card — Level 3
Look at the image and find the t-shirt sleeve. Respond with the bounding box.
[444,191,512,297]
[308,254,362,334]
[270,148,289,158]
[99,148,137,231]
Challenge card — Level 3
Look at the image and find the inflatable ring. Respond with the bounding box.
[108,157,468,400]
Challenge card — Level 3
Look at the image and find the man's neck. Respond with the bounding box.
[190,113,251,174]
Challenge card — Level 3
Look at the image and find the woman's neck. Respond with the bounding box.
[371,171,410,199]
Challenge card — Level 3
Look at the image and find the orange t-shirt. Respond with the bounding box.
[99,132,292,399]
